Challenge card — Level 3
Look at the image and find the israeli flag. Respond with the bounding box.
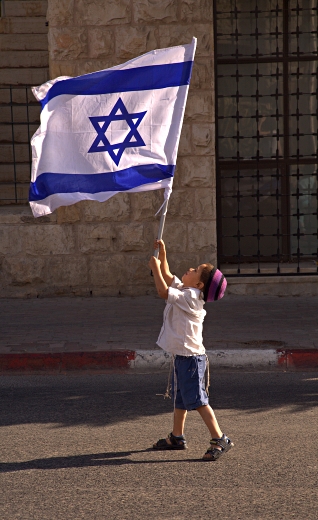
[29,38,197,218]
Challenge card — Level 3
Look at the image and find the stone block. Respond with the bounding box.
[89,253,128,287]
[177,155,215,188]
[48,27,88,61]
[49,60,77,78]
[0,68,48,86]
[75,59,118,75]
[116,222,152,252]
[194,188,216,220]
[0,206,56,225]
[0,284,39,298]
[47,0,74,26]
[180,0,213,22]
[192,124,215,155]
[89,285,123,297]
[0,226,23,255]
[130,190,163,221]
[188,221,216,252]
[87,27,115,59]
[0,33,48,51]
[56,205,81,224]
[184,91,214,123]
[78,223,116,254]
[159,25,213,57]
[81,194,131,222]
[134,0,178,23]
[23,225,76,255]
[161,221,187,252]
[44,255,88,285]
[21,211,57,224]
[178,124,192,156]
[0,17,48,34]
[75,0,131,26]
[0,50,48,68]
[165,252,199,279]
[0,206,30,224]
[166,188,195,219]
[115,26,159,60]
[190,58,214,90]
[3,256,45,285]
[39,284,90,297]
[126,253,151,284]
[5,1,48,18]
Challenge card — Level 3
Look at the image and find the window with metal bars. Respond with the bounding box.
[0,86,40,205]
[214,0,318,275]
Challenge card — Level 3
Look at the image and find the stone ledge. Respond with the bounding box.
[227,275,318,296]
[0,205,57,223]
[227,275,318,284]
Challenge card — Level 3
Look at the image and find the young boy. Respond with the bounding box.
[148,239,233,461]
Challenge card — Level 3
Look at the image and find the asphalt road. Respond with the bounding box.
[0,370,317,520]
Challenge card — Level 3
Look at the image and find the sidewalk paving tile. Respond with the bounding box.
[1,295,318,355]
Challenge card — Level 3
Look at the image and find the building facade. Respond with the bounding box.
[0,0,317,297]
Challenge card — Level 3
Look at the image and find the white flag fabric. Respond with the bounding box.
[29,38,197,217]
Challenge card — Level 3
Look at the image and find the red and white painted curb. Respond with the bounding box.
[0,348,318,373]
[133,349,318,370]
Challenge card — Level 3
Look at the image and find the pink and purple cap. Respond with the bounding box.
[203,267,227,302]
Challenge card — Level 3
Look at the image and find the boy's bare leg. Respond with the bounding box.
[173,408,187,436]
[165,408,187,443]
[196,404,223,440]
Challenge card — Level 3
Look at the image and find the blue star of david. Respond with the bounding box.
[88,98,147,166]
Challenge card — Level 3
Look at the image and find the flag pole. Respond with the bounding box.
[154,199,168,258]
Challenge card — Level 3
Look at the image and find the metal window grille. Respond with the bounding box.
[0,0,5,18]
[214,0,318,275]
[0,86,39,204]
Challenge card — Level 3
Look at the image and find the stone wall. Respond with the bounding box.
[0,0,49,85]
[0,0,216,297]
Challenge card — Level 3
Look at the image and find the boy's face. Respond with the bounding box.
[182,264,207,289]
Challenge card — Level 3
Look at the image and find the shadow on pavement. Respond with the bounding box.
[0,449,202,473]
[0,371,317,430]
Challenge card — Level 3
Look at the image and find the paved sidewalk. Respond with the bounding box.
[0,294,318,370]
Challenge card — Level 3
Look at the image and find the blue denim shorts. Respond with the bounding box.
[172,354,209,411]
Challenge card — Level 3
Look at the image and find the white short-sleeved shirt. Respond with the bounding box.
[156,275,206,356]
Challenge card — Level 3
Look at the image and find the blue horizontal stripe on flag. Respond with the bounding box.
[29,164,175,202]
[40,61,193,109]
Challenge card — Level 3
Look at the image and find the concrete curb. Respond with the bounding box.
[0,348,318,373]
[133,349,318,370]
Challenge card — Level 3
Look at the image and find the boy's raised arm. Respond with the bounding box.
[154,239,174,287]
[148,256,168,299]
